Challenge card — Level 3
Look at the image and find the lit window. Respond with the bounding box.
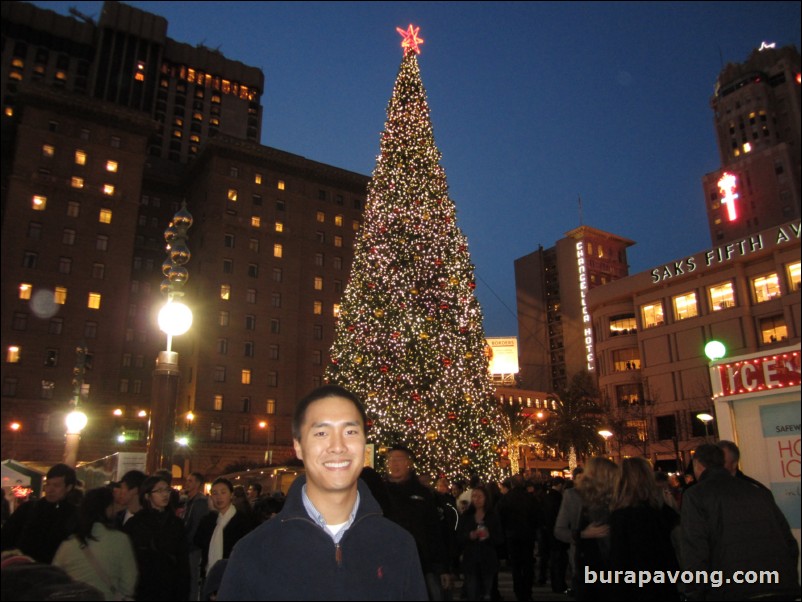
[609,314,636,335]
[334,236,343,248]
[672,292,698,321]
[708,282,736,311]
[275,221,284,233]
[242,369,252,385]
[273,243,283,258]
[103,184,114,196]
[314,277,323,291]
[6,346,21,363]
[266,399,276,414]
[333,304,341,318]
[135,60,146,81]
[640,302,664,328]
[353,220,360,231]
[87,293,101,309]
[75,150,87,165]
[760,316,787,344]
[742,142,752,153]
[42,145,55,158]
[54,287,67,305]
[99,209,112,223]
[251,216,261,228]
[335,215,343,227]
[19,283,32,300]
[313,301,322,315]
[787,261,800,292]
[71,176,84,189]
[277,180,285,190]
[752,273,780,303]
[220,284,231,300]
[228,188,238,201]
[106,160,118,173]
[255,173,263,184]
[214,395,223,411]
[32,195,47,210]
[316,211,325,223]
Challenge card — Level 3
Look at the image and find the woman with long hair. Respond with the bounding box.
[194,478,255,595]
[53,487,138,600]
[574,457,619,601]
[609,458,680,601]
[458,485,504,601]
[123,475,190,601]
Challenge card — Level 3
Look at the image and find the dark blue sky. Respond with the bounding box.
[31,1,802,336]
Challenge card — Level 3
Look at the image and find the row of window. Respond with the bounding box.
[16,284,102,308]
[640,262,800,328]
[41,144,120,172]
[212,395,276,414]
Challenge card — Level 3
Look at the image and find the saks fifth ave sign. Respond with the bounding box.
[651,222,801,284]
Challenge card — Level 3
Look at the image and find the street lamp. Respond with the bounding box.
[598,430,613,459]
[697,413,714,441]
[9,422,22,459]
[63,344,89,467]
[259,420,272,465]
[146,202,193,475]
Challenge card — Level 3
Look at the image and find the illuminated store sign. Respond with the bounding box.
[712,351,800,398]
[576,242,595,372]
[651,222,800,284]
[717,172,739,222]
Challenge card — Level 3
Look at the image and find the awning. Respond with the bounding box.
[1,459,45,495]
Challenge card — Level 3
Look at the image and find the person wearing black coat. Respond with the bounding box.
[194,478,256,581]
[123,475,190,601]
[459,485,505,601]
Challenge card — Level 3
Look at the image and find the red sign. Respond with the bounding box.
[716,351,801,397]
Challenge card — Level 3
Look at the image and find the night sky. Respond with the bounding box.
[28,1,802,336]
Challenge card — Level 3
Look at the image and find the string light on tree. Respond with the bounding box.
[327,25,503,481]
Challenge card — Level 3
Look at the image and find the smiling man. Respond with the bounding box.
[218,385,427,601]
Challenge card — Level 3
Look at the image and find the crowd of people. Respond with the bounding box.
[1,385,798,601]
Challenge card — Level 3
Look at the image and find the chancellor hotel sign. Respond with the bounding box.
[650,222,800,284]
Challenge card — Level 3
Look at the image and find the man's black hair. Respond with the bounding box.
[46,463,77,487]
[717,440,740,462]
[248,482,262,495]
[693,443,725,470]
[388,443,415,462]
[188,471,206,485]
[292,384,367,440]
[118,470,147,490]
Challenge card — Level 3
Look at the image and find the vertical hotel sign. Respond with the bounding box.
[576,242,595,372]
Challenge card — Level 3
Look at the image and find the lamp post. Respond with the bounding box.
[598,429,613,460]
[697,413,714,442]
[259,420,272,465]
[146,202,193,475]
[9,421,21,459]
[63,344,89,467]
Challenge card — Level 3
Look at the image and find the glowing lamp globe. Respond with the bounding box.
[704,340,726,362]
[65,410,88,434]
[158,301,193,336]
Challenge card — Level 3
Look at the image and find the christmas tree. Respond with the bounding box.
[327,26,503,481]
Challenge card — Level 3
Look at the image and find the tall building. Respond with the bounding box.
[514,226,633,392]
[1,1,368,475]
[589,42,801,471]
[588,220,800,470]
[701,45,801,244]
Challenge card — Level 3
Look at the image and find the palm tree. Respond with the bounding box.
[498,398,542,475]
[542,371,605,467]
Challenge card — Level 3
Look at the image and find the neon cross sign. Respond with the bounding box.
[717,172,739,222]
